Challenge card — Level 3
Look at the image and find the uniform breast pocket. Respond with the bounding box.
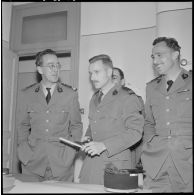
[103,113,118,129]
[177,93,192,117]
[151,103,161,120]
[28,109,40,123]
[181,139,192,150]
[54,109,69,124]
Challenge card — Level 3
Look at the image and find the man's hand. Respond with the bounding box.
[81,136,92,143]
[81,141,106,156]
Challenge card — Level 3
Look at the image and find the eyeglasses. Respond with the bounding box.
[41,63,61,70]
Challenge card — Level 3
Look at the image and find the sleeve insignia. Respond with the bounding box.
[57,85,63,92]
[35,86,40,92]
[182,73,188,79]
[112,89,118,95]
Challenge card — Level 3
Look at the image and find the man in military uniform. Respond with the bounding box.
[112,67,145,168]
[112,67,145,118]
[79,54,144,184]
[141,37,192,192]
[17,49,82,181]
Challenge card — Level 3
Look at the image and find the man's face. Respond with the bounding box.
[112,69,123,85]
[37,54,60,84]
[151,41,178,75]
[89,60,111,90]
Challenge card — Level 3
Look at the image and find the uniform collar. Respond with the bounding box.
[155,68,191,94]
[94,84,122,107]
[100,83,115,97]
[34,82,64,93]
[41,82,56,96]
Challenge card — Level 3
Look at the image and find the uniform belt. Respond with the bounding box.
[156,130,192,137]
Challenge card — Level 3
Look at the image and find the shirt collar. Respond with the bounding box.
[166,69,182,82]
[100,83,115,97]
[41,82,56,96]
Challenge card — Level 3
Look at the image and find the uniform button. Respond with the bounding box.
[185,97,190,100]
[46,120,49,123]
[94,132,96,134]
[166,122,170,125]
[166,96,170,100]
[166,108,170,112]
[46,110,50,113]
[45,129,49,132]
[94,121,96,123]
[168,135,171,139]
[97,110,100,112]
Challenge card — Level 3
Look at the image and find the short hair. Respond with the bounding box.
[153,37,181,53]
[89,54,113,68]
[35,49,57,67]
[113,67,124,80]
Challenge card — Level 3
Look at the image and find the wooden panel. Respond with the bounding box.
[19,57,71,73]
[22,11,67,44]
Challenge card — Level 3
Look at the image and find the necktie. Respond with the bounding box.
[46,88,51,104]
[167,80,173,91]
[97,90,104,104]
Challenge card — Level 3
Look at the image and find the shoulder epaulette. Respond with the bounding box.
[22,83,37,91]
[182,68,192,80]
[61,83,77,91]
[147,75,163,84]
[122,86,136,95]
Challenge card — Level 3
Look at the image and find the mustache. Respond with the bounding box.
[92,81,99,84]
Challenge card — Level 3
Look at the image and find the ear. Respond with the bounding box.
[37,66,43,75]
[107,67,113,77]
[121,78,125,86]
[172,51,179,61]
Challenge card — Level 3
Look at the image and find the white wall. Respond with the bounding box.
[2,2,12,42]
[157,2,192,12]
[81,2,156,35]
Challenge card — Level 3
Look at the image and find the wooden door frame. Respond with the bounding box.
[3,40,19,173]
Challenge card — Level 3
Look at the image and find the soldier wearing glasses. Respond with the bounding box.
[17,49,82,181]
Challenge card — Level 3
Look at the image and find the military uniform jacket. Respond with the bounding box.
[17,82,82,178]
[80,85,144,184]
[141,68,192,184]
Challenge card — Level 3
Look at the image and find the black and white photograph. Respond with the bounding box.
[2,1,192,193]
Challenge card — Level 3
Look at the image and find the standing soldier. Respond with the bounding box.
[79,54,144,184]
[141,37,192,192]
[17,49,82,181]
